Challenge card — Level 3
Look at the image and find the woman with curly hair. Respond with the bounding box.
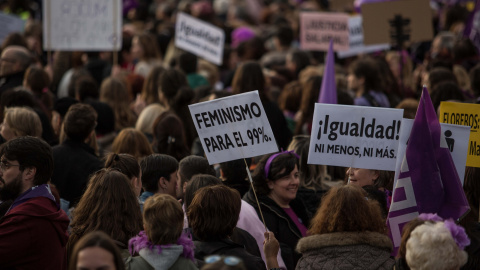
[67,169,143,260]
[295,185,394,270]
[406,219,469,270]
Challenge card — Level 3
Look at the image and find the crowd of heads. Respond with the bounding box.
[1,0,479,269]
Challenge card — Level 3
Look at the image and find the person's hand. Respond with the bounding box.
[263,231,280,269]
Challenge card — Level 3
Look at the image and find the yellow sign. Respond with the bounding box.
[439,102,480,167]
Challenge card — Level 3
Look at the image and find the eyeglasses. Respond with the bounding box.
[204,255,242,266]
[0,160,20,171]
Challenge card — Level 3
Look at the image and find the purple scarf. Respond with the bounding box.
[6,184,58,215]
[129,231,195,261]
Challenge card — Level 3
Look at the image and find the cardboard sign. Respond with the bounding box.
[394,119,471,188]
[175,12,225,65]
[188,91,278,164]
[43,0,122,51]
[300,12,350,51]
[0,12,25,44]
[307,104,403,170]
[362,0,433,46]
[337,16,390,58]
[439,102,480,168]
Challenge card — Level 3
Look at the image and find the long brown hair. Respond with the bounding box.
[295,76,322,135]
[100,77,137,131]
[140,65,165,105]
[308,185,386,235]
[231,61,267,101]
[135,32,161,61]
[152,112,190,161]
[68,169,142,256]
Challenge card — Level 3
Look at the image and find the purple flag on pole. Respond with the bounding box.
[318,40,337,104]
[387,87,470,255]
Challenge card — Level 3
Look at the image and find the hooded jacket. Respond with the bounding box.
[193,238,266,270]
[126,231,198,270]
[0,196,70,269]
[125,245,198,270]
[295,231,395,270]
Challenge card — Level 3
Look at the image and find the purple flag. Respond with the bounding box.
[387,87,470,255]
[318,40,337,104]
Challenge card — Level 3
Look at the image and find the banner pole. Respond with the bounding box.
[244,158,268,232]
[113,0,119,67]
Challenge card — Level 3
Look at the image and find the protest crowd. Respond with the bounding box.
[1,0,480,269]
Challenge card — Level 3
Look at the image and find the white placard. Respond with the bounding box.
[189,91,278,164]
[307,104,403,170]
[393,119,470,187]
[43,0,122,51]
[337,16,390,59]
[0,12,25,44]
[175,12,225,65]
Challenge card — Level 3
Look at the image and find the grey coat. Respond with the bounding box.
[295,231,395,270]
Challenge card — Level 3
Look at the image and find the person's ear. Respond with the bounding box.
[267,180,274,189]
[182,181,187,194]
[158,177,168,191]
[23,167,37,182]
[372,170,380,181]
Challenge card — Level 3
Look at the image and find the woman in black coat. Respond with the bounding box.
[243,151,311,270]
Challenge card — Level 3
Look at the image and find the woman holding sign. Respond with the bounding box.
[243,151,310,270]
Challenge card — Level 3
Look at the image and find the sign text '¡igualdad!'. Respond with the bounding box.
[316,115,401,141]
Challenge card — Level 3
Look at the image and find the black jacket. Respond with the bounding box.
[296,187,326,216]
[243,189,311,270]
[51,139,103,206]
[263,100,292,150]
[0,71,24,97]
[194,238,266,270]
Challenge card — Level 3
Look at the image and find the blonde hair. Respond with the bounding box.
[406,222,468,270]
[143,194,184,245]
[4,107,42,138]
[135,104,165,135]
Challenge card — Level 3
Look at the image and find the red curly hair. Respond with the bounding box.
[308,185,386,235]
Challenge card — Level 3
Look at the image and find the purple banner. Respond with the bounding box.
[387,87,469,255]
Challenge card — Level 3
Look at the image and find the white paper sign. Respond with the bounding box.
[393,119,470,187]
[175,12,225,65]
[307,104,403,170]
[43,0,122,51]
[189,91,278,164]
[337,16,390,59]
[0,12,25,44]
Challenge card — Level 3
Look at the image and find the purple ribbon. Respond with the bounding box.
[264,150,300,179]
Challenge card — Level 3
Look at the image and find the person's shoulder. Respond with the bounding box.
[125,255,154,270]
[170,257,198,270]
